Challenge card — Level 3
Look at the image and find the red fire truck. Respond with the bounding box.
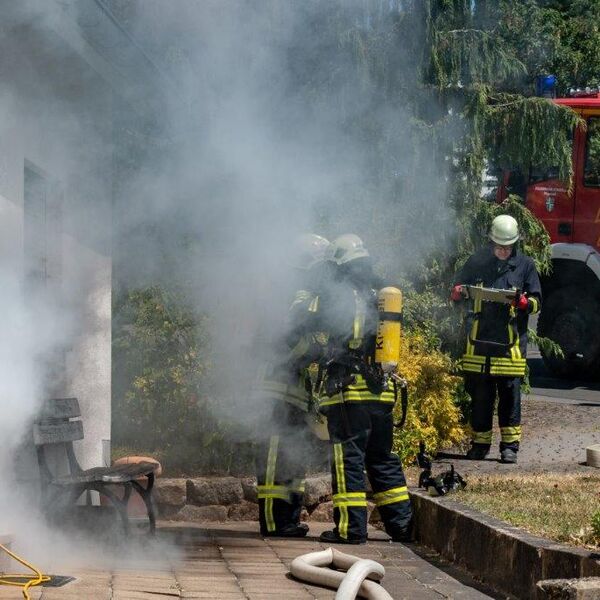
[497,90,600,378]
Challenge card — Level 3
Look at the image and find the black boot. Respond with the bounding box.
[388,520,413,543]
[390,529,412,543]
[465,443,490,460]
[262,523,309,538]
[319,529,365,545]
[500,448,518,464]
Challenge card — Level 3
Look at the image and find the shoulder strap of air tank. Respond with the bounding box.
[393,378,408,428]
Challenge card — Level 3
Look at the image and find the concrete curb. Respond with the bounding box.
[537,578,600,599]
[411,489,600,599]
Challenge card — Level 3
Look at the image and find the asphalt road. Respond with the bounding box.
[526,313,600,405]
[528,349,600,405]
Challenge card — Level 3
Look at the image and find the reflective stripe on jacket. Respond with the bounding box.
[455,246,542,378]
[251,366,311,412]
[319,374,396,406]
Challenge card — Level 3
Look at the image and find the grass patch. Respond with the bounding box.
[454,473,600,549]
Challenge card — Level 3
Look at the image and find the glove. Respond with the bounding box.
[512,293,529,311]
[450,284,465,302]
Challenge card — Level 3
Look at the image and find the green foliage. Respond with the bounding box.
[529,328,564,359]
[113,1,595,475]
[481,95,582,184]
[496,0,600,93]
[591,509,600,540]
[112,286,254,475]
[394,332,466,463]
[428,28,524,88]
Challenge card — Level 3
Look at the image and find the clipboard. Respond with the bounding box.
[462,285,518,305]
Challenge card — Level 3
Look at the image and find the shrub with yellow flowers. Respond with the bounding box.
[392,331,466,464]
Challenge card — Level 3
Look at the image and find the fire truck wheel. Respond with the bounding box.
[537,287,600,380]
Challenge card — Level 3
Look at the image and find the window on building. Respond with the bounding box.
[24,164,48,287]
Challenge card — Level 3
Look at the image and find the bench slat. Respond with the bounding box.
[52,463,158,485]
[33,420,83,445]
[40,398,80,419]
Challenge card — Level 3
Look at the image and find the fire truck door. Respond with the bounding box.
[525,139,575,244]
[574,115,600,250]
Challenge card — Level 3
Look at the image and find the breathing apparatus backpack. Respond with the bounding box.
[322,286,408,425]
[375,287,403,373]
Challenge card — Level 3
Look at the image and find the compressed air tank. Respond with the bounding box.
[375,287,402,373]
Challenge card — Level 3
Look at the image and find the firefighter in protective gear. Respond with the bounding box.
[254,234,331,538]
[318,234,412,545]
[452,215,542,464]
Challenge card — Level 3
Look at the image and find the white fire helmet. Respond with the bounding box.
[489,214,520,246]
[293,234,331,270]
[329,233,370,265]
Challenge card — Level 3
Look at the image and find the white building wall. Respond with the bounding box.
[0,28,114,479]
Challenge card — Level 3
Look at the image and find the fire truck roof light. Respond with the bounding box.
[568,86,600,98]
[535,74,557,98]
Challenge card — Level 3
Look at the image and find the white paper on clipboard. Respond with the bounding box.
[462,285,518,305]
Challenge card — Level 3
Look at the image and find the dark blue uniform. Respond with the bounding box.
[320,261,411,543]
[455,246,541,451]
[255,263,332,537]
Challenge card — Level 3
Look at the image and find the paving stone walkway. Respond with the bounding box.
[0,523,494,599]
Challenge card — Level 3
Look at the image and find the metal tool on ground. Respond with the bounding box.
[417,443,466,496]
[290,547,392,600]
[420,464,466,497]
[416,442,433,488]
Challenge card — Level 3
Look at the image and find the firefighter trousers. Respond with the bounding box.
[255,402,307,535]
[465,374,521,450]
[324,402,412,542]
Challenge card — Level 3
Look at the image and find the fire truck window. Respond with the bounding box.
[584,118,600,187]
[529,165,560,183]
[529,128,573,184]
[506,170,526,196]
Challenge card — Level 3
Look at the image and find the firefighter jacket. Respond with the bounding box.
[319,278,396,407]
[455,245,542,377]
[252,284,329,413]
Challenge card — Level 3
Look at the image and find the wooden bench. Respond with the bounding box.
[34,398,158,534]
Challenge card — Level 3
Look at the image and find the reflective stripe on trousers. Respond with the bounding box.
[262,436,279,532]
[500,425,522,443]
[373,486,410,507]
[333,443,367,539]
[473,430,493,444]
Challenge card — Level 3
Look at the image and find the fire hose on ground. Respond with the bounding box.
[290,547,393,600]
[0,541,50,599]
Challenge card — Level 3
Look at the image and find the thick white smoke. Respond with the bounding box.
[111,1,446,431]
[0,0,177,572]
[0,0,452,572]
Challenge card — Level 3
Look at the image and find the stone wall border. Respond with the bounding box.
[411,489,600,599]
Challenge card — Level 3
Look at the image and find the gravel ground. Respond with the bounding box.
[433,395,600,476]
